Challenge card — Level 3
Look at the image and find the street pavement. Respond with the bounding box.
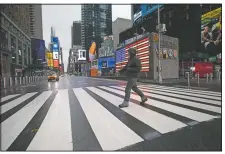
[0,76,222,151]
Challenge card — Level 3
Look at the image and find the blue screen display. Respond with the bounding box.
[98,57,115,70]
[141,4,164,17]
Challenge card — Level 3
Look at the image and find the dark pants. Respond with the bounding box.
[124,78,144,102]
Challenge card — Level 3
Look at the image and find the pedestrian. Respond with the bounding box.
[118,48,148,108]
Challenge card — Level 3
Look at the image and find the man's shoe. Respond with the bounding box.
[140,97,148,106]
[119,101,129,108]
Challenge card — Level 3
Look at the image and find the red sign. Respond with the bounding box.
[53,60,59,68]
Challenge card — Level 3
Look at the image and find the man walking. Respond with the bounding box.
[118,48,148,108]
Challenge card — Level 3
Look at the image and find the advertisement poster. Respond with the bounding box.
[52,36,59,52]
[47,59,53,67]
[99,35,114,58]
[53,60,59,68]
[31,38,46,62]
[53,52,59,59]
[201,7,221,55]
[89,41,96,62]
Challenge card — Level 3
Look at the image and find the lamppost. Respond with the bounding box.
[157,5,163,84]
[157,5,162,84]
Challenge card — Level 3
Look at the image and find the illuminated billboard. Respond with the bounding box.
[31,38,46,63]
[53,52,59,59]
[48,59,53,67]
[201,7,221,56]
[78,50,86,61]
[52,36,59,52]
[89,41,96,62]
[99,35,114,58]
[53,60,59,68]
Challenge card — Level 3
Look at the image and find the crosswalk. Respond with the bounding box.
[0,84,221,151]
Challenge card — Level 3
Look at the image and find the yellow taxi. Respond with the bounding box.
[48,73,59,82]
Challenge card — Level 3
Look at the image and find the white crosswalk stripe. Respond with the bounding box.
[0,85,221,151]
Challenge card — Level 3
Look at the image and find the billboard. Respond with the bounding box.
[53,52,59,59]
[98,57,115,70]
[78,50,86,61]
[48,59,53,67]
[46,52,53,67]
[52,36,59,52]
[31,38,46,63]
[89,41,96,62]
[99,35,114,58]
[141,4,163,17]
[201,7,221,56]
[53,60,59,68]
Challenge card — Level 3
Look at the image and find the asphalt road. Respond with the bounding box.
[0,75,222,151]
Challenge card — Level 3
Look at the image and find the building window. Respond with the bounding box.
[0,28,8,50]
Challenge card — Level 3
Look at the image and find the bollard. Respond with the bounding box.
[3,77,6,88]
[15,77,18,85]
[210,73,213,81]
[197,73,200,86]
[186,72,190,89]
[26,76,28,83]
[28,77,30,83]
[206,73,209,82]
[20,77,22,85]
[9,77,13,86]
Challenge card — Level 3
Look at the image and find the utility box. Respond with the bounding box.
[149,33,179,80]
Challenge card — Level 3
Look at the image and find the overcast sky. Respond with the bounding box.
[42,5,131,71]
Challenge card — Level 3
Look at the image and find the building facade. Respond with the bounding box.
[112,18,132,50]
[71,21,81,47]
[0,12,32,77]
[29,4,43,39]
[0,4,30,37]
[81,4,112,60]
[124,4,222,58]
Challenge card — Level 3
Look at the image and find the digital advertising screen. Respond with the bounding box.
[89,41,96,62]
[53,59,59,68]
[201,7,221,56]
[98,57,115,70]
[141,4,163,17]
[31,38,46,63]
[52,43,59,52]
[99,35,114,58]
[53,52,59,59]
[48,59,53,67]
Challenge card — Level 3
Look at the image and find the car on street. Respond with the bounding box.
[48,73,59,82]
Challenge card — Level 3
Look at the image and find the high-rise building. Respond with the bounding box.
[112,18,132,50]
[29,4,43,39]
[71,21,81,47]
[0,4,30,36]
[0,5,32,77]
[81,4,112,59]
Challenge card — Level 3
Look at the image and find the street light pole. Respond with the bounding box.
[158,5,162,84]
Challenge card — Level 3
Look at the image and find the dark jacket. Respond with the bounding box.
[119,55,142,78]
